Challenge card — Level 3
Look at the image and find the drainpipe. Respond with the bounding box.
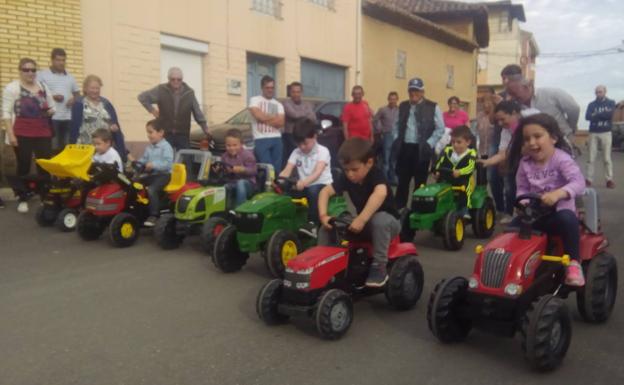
[355,0,362,85]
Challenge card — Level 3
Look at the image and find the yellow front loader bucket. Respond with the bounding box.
[35,144,95,181]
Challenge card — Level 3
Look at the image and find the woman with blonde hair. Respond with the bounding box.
[69,74,126,160]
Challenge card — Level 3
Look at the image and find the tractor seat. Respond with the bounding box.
[164,163,187,193]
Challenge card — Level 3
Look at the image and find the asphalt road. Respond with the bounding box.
[1,152,624,385]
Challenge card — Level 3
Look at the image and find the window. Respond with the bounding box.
[446,65,455,89]
[395,50,406,79]
[478,51,488,71]
[252,0,282,18]
[498,11,509,33]
[308,0,335,10]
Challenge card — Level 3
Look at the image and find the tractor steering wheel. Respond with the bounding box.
[436,166,455,180]
[273,176,298,194]
[328,212,356,240]
[514,193,555,225]
[209,161,231,184]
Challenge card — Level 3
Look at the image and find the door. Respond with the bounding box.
[160,47,204,106]
[247,53,277,101]
[301,58,345,101]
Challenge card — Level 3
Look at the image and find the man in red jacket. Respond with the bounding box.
[341,85,373,141]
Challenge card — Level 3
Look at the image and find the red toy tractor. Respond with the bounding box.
[427,191,617,371]
[257,214,424,339]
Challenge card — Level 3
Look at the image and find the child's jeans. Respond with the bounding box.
[226,179,254,209]
[143,173,171,217]
[304,184,324,224]
[318,211,400,268]
[509,209,580,261]
[254,137,283,175]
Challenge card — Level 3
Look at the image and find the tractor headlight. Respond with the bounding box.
[504,283,523,297]
[247,213,259,219]
[468,277,479,289]
[425,196,435,202]
[295,282,309,289]
[283,280,292,288]
[296,267,314,275]
[523,252,541,279]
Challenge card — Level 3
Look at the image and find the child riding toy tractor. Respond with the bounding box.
[211,176,347,278]
[400,165,496,250]
[427,190,617,371]
[256,213,424,339]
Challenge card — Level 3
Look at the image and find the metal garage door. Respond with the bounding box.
[301,58,345,101]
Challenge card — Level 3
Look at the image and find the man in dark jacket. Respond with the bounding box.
[392,77,445,209]
[585,85,616,188]
[138,67,209,151]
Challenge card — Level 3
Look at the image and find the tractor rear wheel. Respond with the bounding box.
[265,230,302,278]
[108,212,140,248]
[36,205,58,227]
[520,295,571,371]
[472,197,496,238]
[200,216,230,255]
[76,211,104,241]
[577,252,617,323]
[315,289,353,340]
[154,213,185,250]
[55,208,78,232]
[442,211,464,251]
[256,279,289,325]
[427,276,472,343]
[385,255,424,310]
[212,225,249,273]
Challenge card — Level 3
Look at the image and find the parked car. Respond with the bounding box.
[190,100,347,158]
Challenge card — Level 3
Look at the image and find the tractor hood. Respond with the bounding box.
[235,192,292,215]
[413,182,451,198]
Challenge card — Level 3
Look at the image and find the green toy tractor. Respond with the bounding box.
[400,166,496,251]
[211,176,348,278]
[153,151,275,251]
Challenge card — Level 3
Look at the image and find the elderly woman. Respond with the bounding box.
[2,58,55,213]
[70,74,126,160]
[443,96,470,130]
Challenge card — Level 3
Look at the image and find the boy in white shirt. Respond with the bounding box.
[279,119,332,223]
[92,128,123,172]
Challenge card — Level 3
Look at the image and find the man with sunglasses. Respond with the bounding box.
[138,67,209,151]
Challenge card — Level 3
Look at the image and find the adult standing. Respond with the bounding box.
[37,48,80,153]
[282,81,316,166]
[373,91,399,184]
[248,75,285,173]
[585,85,616,188]
[341,85,373,141]
[393,77,445,209]
[443,96,470,130]
[2,58,55,213]
[70,75,126,160]
[138,67,209,152]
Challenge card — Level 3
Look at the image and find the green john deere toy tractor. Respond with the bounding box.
[211,176,348,278]
[400,165,496,251]
[153,151,275,251]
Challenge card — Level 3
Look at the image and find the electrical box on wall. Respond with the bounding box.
[227,78,242,95]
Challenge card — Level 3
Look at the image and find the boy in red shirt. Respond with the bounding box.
[341,85,373,141]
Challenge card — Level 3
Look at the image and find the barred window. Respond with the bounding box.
[308,0,335,10]
[252,0,283,18]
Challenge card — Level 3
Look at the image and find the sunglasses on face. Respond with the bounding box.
[169,77,182,82]
[21,68,36,73]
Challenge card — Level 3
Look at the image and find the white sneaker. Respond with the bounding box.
[499,214,513,225]
[17,201,29,213]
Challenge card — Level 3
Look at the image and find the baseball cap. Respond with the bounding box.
[408,77,424,91]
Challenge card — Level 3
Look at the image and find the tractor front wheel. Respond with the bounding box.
[472,197,496,238]
[442,212,464,251]
[520,295,571,371]
[427,276,472,343]
[35,205,58,227]
[200,216,230,255]
[76,211,104,241]
[385,255,424,310]
[265,230,302,278]
[212,225,249,273]
[315,289,353,340]
[55,208,78,232]
[577,252,617,323]
[154,214,185,250]
[108,212,140,248]
[256,279,289,325]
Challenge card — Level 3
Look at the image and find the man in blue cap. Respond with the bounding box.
[392,77,445,209]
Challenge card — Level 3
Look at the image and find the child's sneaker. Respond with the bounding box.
[565,260,585,287]
[299,221,318,238]
[17,201,29,213]
[365,265,388,288]
[144,216,158,227]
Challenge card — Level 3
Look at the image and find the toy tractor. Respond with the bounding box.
[256,214,424,339]
[153,153,275,250]
[427,191,617,371]
[76,150,211,247]
[211,176,348,278]
[400,165,495,250]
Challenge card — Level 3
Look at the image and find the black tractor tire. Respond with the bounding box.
[265,230,302,278]
[315,289,353,340]
[55,208,79,232]
[76,211,105,241]
[36,205,58,227]
[256,279,289,325]
[427,276,472,343]
[520,295,572,371]
[577,252,618,323]
[212,225,249,273]
[385,255,424,310]
[442,211,464,251]
[399,208,416,243]
[154,213,185,250]
[472,197,496,239]
[200,216,230,255]
[108,212,140,248]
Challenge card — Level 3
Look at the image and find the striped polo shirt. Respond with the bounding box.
[37,68,79,121]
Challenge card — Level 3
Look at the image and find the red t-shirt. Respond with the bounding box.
[443,109,470,130]
[341,101,372,140]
